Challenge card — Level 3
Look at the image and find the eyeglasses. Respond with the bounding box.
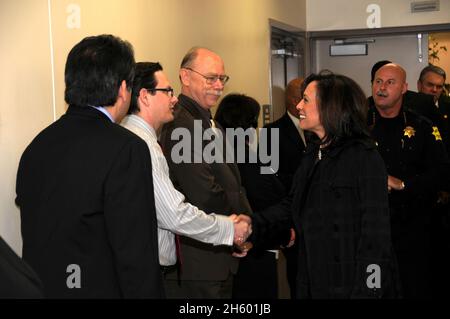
[184,67,230,85]
[146,87,175,98]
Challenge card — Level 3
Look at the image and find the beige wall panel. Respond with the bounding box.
[0,0,54,253]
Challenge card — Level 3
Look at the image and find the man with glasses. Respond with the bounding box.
[160,47,252,298]
[120,62,251,278]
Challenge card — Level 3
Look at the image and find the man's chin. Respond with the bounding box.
[207,97,220,106]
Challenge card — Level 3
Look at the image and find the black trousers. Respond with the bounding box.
[232,250,278,299]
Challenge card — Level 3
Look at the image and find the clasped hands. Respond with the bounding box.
[229,214,253,258]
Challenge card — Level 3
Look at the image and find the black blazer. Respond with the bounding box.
[160,94,252,281]
[252,139,401,298]
[0,236,43,298]
[263,112,306,191]
[16,106,163,298]
[236,147,291,250]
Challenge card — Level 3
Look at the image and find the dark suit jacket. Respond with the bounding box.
[263,112,306,191]
[0,236,43,298]
[16,106,163,298]
[160,94,252,281]
[236,147,290,250]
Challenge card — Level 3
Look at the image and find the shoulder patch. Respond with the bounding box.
[432,126,443,141]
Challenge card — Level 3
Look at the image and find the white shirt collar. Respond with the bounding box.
[287,111,306,145]
[90,106,115,123]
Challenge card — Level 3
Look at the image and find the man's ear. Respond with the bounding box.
[402,82,408,95]
[179,68,190,86]
[118,80,129,102]
[138,88,150,107]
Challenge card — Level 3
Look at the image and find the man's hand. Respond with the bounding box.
[388,175,405,192]
[232,241,253,258]
[229,214,252,245]
[281,228,296,248]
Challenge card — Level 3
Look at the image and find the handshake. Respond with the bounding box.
[229,214,253,258]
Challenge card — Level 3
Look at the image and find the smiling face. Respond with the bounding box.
[145,71,178,129]
[180,48,226,110]
[296,81,325,139]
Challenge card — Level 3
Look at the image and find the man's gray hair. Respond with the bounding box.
[419,64,446,82]
[180,47,201,69]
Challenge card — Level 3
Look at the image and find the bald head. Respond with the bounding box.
[372,63,408,117]
[180,47,221,69]
[286,77,304,118]
[377,63,407,83]
[179,47,226,110]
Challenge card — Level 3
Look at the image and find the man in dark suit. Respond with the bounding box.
[0,236,43,298]
[262,78,306,299]
[264,78,306,192]
[15,35,163,298]
[160,47,252,298]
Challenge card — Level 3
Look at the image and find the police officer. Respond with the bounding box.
[417,64,450,152]
[369,63,450,299]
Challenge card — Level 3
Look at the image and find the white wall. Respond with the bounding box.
[0,0,55,254]
[314,34,429,96]
[0,0,306,255]
[307,0,450,31]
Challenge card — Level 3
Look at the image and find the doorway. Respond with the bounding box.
[268,21,306,125]
[308,24,450,97]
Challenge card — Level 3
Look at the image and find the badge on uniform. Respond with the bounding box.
[432,126,443,141]
[403,126,415,138]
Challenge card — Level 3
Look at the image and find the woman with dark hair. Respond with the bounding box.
[250,72,400,298]
[215,94,292,299]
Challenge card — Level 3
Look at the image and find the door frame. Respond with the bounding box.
[268,19,306,123]
[307,23,450,73]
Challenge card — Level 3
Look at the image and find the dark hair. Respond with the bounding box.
[302,71,371,146]
[370,60,391,83]
[64,34,135,107]
[419,64,446,82]
[215,94,260,130]
[128,62,163,114]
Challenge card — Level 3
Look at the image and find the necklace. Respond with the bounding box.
[318,148,322,160]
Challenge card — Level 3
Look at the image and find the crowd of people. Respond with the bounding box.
[1,34,449,299]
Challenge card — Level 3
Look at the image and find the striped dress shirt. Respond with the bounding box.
[121,115,234,266]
